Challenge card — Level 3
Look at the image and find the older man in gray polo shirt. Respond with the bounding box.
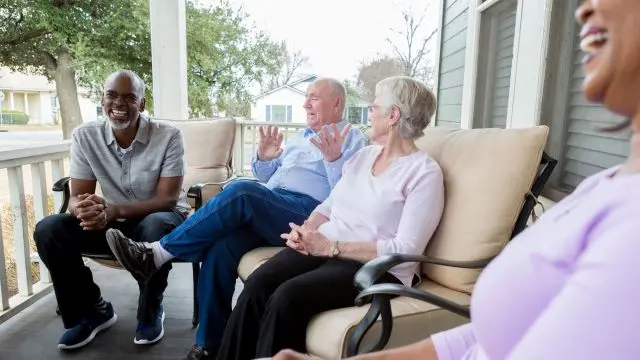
[34,70,188,350]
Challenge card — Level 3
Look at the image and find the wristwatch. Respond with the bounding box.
[331,240,341,258]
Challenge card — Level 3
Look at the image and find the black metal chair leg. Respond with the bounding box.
[192,262,200,328]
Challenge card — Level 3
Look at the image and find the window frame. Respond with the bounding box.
[460,0,523,129]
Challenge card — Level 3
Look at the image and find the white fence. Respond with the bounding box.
[0,142,70,322]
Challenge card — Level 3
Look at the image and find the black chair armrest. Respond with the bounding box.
[187,177,260,210]
[52,177,71,214]
[355,283,470,318]
[354,254,493,290]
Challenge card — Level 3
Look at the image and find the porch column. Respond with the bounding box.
[9,91,14,110]
[149,0,189,121]
[23,93,29,115]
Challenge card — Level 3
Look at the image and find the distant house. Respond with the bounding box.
[0,68,101,125]
[250,74,370,125]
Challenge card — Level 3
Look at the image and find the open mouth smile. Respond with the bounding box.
[580,25,609,64]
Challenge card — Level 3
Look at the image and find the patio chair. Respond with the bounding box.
[236,125,556,359]
[51,118,237,327]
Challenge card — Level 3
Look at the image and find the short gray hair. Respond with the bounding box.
[309,77,346,114]
[375,76,436,139]
[105,70,146,99]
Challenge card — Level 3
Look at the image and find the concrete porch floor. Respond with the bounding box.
[0,261,244,360]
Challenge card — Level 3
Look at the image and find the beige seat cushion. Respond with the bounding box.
[306,280,470,359]
[417,126,549,293]
[168,118,236,205]
[238,247,285,281]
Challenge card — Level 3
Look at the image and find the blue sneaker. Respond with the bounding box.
[134,306,165,345]
[58,302,117,350]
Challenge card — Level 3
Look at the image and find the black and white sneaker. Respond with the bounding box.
[106,229,158,282]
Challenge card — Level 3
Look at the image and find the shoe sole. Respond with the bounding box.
[106,229,151,282]
[58,314,118,350]
[133,311,165,345]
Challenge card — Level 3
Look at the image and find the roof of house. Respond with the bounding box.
[253,74,319,100]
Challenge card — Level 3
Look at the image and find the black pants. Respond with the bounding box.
[217,248,402,360]
[34,212,184,328]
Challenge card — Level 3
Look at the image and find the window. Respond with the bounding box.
[265,105,292,122]
[540,0,628,201]
[471,0,518,129]
[345,106,368,125]
[50,93,58,110]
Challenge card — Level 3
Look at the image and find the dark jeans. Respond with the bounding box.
[217,248,403,360]
[34,211,184,328]
[156,180,320,351]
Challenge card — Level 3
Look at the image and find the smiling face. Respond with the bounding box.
[576,0,640,120]
[302,79,343,130]
[101,73,145,130]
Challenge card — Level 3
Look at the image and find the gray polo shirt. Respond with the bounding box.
[70,115,190,216]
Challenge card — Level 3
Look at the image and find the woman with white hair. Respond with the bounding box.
[216,76,445,360]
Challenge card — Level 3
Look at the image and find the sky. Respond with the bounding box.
[223,0,439,82]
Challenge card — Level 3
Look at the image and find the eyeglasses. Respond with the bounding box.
[367,105,380,113]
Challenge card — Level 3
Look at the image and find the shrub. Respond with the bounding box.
[0,110,30,125]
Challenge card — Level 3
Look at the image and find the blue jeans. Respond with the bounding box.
[158,180,320,350]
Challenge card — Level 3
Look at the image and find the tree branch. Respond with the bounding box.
[0,28,51,46]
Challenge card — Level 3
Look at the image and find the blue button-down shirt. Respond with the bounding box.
[251,120,367,202]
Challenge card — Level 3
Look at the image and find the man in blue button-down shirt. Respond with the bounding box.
[106,77,366,359]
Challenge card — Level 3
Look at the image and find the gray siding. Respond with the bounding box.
[560,45,629,190]
[436,0,470,128]
[487,4,516,128]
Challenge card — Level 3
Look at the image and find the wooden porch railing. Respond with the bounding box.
[232,120,308,176]
[0,142,70,322]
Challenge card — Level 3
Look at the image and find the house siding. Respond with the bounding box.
[487,3,516,128]
[436,0,470,128]
[560,42,629,190]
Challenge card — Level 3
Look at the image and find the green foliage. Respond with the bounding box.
[0,0,282,119]
[0,110,30,125]
[186,1,282,116]
[343,79,362,107]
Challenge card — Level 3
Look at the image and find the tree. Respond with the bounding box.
[386,3,438,86]
[355,56,403,101]
[343,79,361,107]
[186,1,282,117]
[0,0,282,137]
[261,41,309,92]
[0,0,151,138]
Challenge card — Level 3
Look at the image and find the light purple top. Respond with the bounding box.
[315,145,445,286]
[432,166,640,359]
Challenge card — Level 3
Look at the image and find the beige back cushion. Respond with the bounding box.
[416,126,549,294]
[167,118,236,205]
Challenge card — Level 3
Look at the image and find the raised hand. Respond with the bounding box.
[257,125,284,161]
[310,123,351,162]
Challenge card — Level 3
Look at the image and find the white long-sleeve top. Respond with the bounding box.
[315,145,445,286]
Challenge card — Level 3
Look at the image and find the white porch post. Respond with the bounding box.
[9,91,14,110]
[23,93,29,115]
[149,0,189,121]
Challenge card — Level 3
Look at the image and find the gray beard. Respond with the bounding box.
[108,118,131,130]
